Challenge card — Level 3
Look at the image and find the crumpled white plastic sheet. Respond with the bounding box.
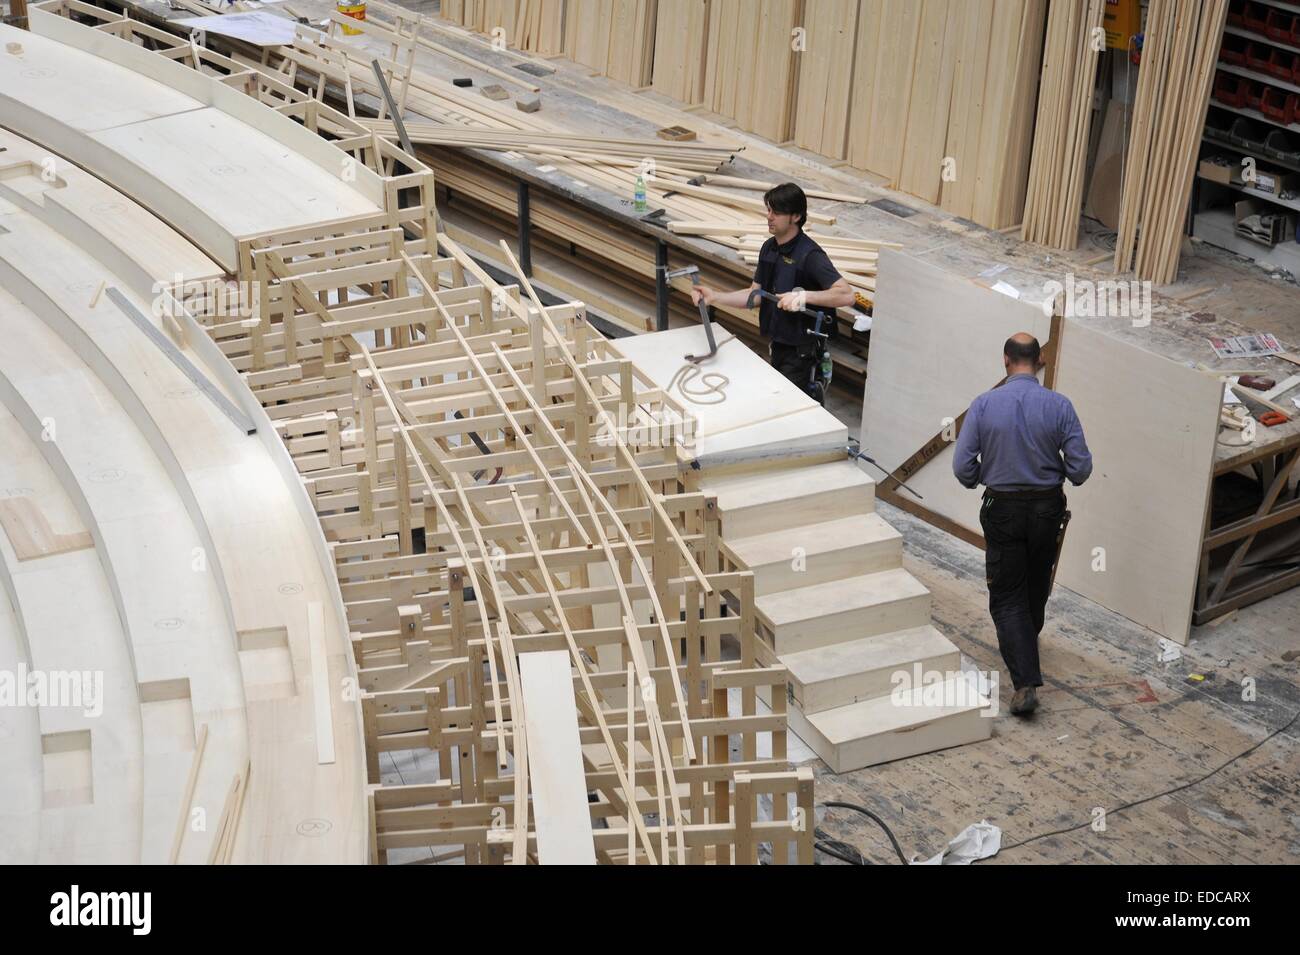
[911,820,1002,865]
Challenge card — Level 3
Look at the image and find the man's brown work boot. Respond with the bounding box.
[1010,686,1038,717]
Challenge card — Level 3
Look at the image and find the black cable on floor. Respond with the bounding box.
[813,834,868,866]
[996,706,1300,856]
[815,801,910,864]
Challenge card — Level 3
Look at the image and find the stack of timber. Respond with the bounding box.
[356,119,738,170]
[439,0,565,55]
[1114,0,1230,283]
[703,0,802,143]
[431,1,1049,229]
[650,0,710,104]
[612,326,992,773]
[1021,0,1106,249]
[565,0,658,86]
[847,0,1048,228]
[791,0,860,160]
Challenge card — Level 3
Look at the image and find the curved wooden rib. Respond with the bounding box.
[1,3,816,864]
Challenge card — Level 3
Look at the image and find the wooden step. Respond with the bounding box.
[789,676,993,773]
[755,568,930,656]
[724,513,901,594]
[780,625,961,714]
[704,459,875,538]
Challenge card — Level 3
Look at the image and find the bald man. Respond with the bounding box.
[952,333,1093,716]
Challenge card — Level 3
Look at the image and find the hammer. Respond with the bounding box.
[663,264,719,363]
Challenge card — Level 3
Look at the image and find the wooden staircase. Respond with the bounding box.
[706,459,992,772]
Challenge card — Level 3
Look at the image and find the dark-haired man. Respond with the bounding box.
[953,333,1093,717]
[690,182,854,399]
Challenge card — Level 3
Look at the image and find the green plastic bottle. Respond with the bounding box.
[634,174,647,213]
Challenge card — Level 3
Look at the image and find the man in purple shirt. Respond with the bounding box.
[953,333,1093,717]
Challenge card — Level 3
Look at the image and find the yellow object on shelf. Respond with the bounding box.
[337,1,366,36]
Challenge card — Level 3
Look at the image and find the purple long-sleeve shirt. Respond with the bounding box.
[953,374,1093,491]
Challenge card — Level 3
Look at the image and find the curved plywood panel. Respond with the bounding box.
[0,127,222,292]
[0,13,384,270]
[0,155,365,863]
[0,287,245,864]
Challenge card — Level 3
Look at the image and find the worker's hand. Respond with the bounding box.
[691,285,715,306]
[777,290,807,312]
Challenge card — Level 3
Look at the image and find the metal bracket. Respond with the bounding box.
[106,288,256,436]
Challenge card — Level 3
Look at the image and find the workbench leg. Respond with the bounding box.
[516,181,532,278]
[655,240,669,332]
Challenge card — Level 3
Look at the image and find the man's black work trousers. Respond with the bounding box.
[770,340,820,401]
[978,488,1067,690]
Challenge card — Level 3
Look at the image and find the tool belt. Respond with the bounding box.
[983,485,1065,501]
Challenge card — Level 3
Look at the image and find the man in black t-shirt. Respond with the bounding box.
[691,182,853,398]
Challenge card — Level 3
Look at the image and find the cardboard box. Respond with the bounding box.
[1249,168,1299,197]
[1198,158,1235,185]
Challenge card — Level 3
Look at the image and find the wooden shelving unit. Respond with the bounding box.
[1197,0,1300,270]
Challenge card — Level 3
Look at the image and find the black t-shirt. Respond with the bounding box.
[751,230,842,345]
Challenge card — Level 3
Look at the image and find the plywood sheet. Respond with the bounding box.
[91,108,379,239]
[897,0,959,203]
[861,250,1051,532]
[1051,319,1221,641]
[609,326,846,465]
[652,0,710,104]
[861,250,1222,643]
[855,0,923,182]
[517,650,597,865]
[0,25,200,133]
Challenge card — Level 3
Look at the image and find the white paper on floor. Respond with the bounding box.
[911,820,1002,865]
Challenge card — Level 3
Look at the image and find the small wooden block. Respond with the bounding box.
[656,124,697,142]
[480,84,509,100]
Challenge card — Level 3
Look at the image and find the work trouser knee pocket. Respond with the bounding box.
[983,546,1002,588]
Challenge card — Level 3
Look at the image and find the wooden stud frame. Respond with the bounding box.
[35,0,811,863]
[192,210,811,864]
